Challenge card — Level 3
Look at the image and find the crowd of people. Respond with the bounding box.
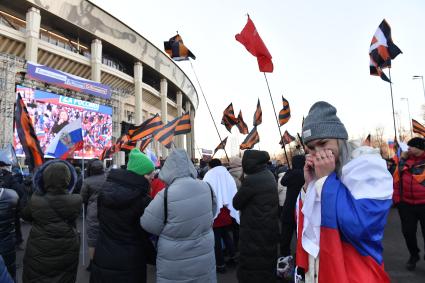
[1,100,425,283]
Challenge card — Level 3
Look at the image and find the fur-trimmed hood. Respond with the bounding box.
[33,160,77,194]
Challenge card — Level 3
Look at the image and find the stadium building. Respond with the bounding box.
[0,0,198,165]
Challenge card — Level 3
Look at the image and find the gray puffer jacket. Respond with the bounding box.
[140,149,217,283]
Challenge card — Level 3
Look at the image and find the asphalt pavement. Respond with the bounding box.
[15,207,425,283]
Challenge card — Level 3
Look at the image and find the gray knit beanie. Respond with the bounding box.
[302,101,348,144]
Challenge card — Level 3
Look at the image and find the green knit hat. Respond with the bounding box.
[127,148,155,176]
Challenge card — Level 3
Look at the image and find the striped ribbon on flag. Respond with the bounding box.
[279,96,291,126]
[240,126,260,150]
[412,119,425,137]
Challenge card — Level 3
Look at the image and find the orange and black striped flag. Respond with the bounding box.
[14,93,44,171]
[279,96,291,126]
[120,140,137,153]
[115,134,136,153]
[412,119,425,137]
[129,114,163,142]
[236,110,249,135]
[279,130,296,146]
[369,19,402,83]
[214,137,228,155]
[221,103,239,133]
[253,99,262,126]
[240,126,260,150]
[140,136,152,152]
[100,146,112,160]
[164,34,196,61]
[152,116,181,149]
[175,112,191,135]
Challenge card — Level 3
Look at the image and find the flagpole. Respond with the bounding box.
[263,73,290,168]
[81,141,86,267]
[388,69,398,141]
[189,60,230,162]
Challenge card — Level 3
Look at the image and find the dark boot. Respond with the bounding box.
[406,254,420,271]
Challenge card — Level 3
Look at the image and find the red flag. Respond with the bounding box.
[235,16,273,73]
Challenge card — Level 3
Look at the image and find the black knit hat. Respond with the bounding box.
[407,137,425,150]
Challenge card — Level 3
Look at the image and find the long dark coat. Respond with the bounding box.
[22,160,81,283]
[80,160,105,247]
[90,169,153,283]
[233,150,279,283]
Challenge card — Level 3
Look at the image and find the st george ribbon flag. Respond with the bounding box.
[221,103,239,133]
[240,126,260,150]
[164,34,196,61]
[46,118,83,159]
[412,119,425,137]
[279,96,291,126]
[15,93,44,170]
[214,137,228,155]
[236,110,249,135]
[369,19,402,82]
[235,16,273,72]
[253,99,262,127]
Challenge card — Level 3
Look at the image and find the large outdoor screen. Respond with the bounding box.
[14,85,113,159]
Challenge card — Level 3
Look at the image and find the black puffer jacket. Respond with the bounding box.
[22,160,81,283]
[233,150,279,283]
[90,169,153,283]
[280,155,305,224]
[0,186,18,280]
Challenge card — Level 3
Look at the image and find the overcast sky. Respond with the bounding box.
[91,0,425,158]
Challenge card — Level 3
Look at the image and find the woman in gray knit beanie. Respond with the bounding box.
[295,101,393,283]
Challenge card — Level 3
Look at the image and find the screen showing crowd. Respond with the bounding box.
[14,85,113,159]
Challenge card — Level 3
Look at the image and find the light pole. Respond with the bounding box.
[413,75,425,100]
[401,97,413,137]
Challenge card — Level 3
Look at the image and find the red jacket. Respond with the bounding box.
[393,153,425,205]
[150,178,166,198]
[213,207,233,228]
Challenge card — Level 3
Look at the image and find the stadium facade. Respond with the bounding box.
[0,0,198,164]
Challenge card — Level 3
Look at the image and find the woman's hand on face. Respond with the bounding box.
[304,154,316,187]
[313,150,335,179]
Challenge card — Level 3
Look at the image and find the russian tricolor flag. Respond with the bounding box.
[46,118,83,159]
[297,149,393,282]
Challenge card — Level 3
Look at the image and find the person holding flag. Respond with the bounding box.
[296,101,392,283]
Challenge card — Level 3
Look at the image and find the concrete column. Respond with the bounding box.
[25,7,41,62]
[185,101,192,159]
[176,91,183,148]
[134,62,143,124]
[190,106,195,159]
[91,39,102,82]
[160,78,168,157]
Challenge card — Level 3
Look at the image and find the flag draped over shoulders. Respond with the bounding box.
[297,149,392,282]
